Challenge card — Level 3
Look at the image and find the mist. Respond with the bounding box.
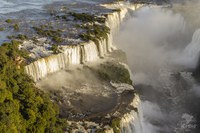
[115,1,200,133]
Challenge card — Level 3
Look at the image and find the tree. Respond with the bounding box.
[0,40,68,132]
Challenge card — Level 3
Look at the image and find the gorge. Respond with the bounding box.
[0,0,200,133]
[116,1,200,132]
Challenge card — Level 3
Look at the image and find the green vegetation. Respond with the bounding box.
[55,12,106,24]
[51,44,59,54]
[33,12,109,44]
[111,118,121,133]
[0,40,68,132]
[7,34,28,40]
[33,25,62,54]
[13,24,19,31]
[52,36,63,43]
[16,34,28,40]
[95,62,132,85]
[79,24,110,42]
[67,12,109,42]
[62,12,110,42]
[0,28,4,31]
[33,26,63,43]
[69,12,106,23]
[5,19,12,23]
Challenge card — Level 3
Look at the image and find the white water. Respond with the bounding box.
[121,111,142,133]
[25,38,111,81]
[116,4,200,133]
[22,3,148,133]
[82,41,99,62]
[180,29,200,68]
[120,94,143,133]
[25,4,144,81]
[22,2,200,132]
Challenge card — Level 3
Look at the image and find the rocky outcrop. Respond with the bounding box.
[65,93,142,133]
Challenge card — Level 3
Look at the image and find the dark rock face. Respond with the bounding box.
[192,57,200,80]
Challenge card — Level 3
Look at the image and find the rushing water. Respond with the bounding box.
[0,0,61,14]
[1,0,200,132]
[116,4,200,133]
[0,0,101,14]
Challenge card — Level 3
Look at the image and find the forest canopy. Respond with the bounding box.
[0,40,67,132]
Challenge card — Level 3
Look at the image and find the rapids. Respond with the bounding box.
[116,3,200,133]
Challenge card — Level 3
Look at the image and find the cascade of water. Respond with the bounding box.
[183,29,200,62]
[82,41,99,62]
[23,3,148,133]
[25,8,125,80]
[121,111,143,133]
[106,33,115,52]
[120,94,143,133]
[25,45,82,81]
[175,28,200,69]
[25,3,144,81]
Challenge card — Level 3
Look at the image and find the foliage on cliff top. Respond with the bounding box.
[0,40,68,132]
[79,23,110,42]
[69,12,106,23]
[7,34,28,40]
[111,118,121,133]
[33,25,63,44]
[60,11,110,42]
[96,62,132,85]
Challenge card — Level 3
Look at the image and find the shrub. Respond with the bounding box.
[13,24,19,31]
[111,118,121,133]
[79,24,110,41]
[51,44,59,54]
[69,12,105,23]
[33,26,63,43]
[0,28,4,31]
[7,34,28,40]
[5,19,12,23]
[96,62,132,85]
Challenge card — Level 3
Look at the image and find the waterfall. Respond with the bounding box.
[183,29,200,65]
[106,11,121,36]
[82,41,99,63]
[175,28,200,69]
[22,3,147,133]
[107,33,114,52]
[120,94,143,133]
[121,111,143,133]
[25,38,111,81]
[25,3,143,81]
[25,45,81,81]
